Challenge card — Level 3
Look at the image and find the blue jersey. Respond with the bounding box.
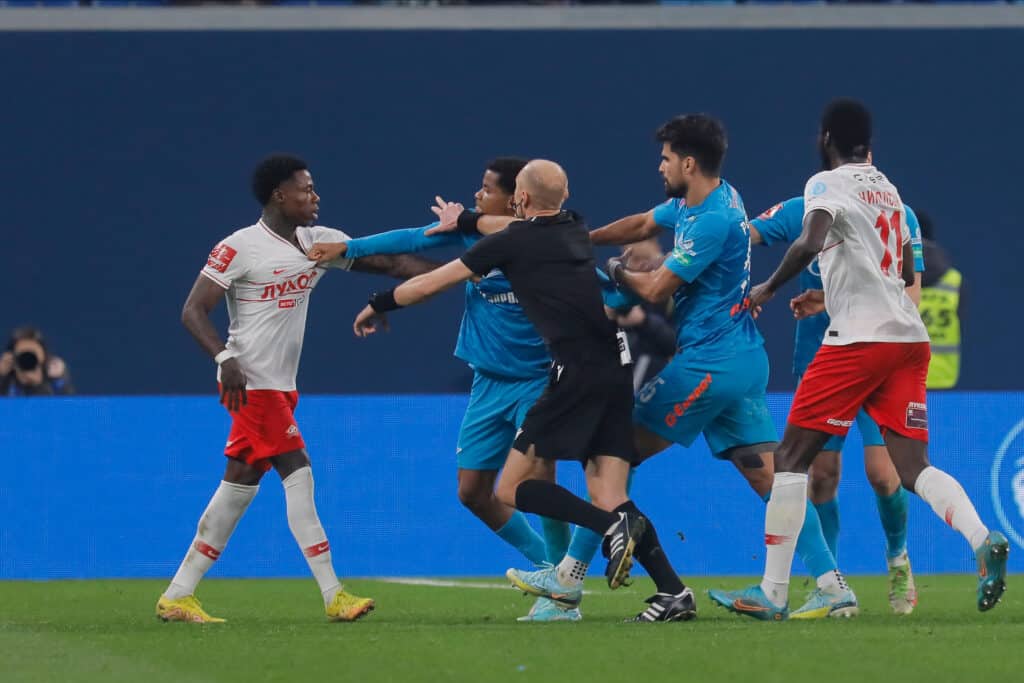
[650,180,763,361]
[752,197,925,375]
[345,224,549,380]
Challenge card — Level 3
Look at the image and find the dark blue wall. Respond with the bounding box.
[3,29,1022,394]
[3,392,1023,579]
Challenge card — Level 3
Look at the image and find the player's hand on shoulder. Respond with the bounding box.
[789,289,825,320]
[425,196,465,235]
[353,304,390,338]
[308,241,347,263]
[219,358,247,412]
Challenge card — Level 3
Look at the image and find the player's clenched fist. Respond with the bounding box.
[353,305,389,338]
[219,357,247,412]
[307,241,347,263]
[789,289,825,320]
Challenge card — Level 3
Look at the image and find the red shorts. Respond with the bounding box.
[789,342,930,443]
[222,388,306,471]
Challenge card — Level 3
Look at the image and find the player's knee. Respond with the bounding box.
[809,468,839,503]
[494,479,519,508]
[457,481,494,512]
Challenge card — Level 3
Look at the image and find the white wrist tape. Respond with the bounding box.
[214,349,238,365]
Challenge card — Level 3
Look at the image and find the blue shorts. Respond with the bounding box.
[456,371,548,470]
[634,347,778,458]
[795,374,886,451]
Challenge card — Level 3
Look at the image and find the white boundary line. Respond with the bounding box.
[1,6,1023,32]
[377,577,595,594]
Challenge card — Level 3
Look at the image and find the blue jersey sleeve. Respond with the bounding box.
[751,197,804,246]
[903,204,925,273]
[652,199,681,230]
[664,213,727,283]
[344,222,462,259]
[595,267,641,311]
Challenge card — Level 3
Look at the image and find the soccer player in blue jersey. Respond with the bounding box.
[750,193,924,614]
[486,115,857,620]
[308,159,577,622]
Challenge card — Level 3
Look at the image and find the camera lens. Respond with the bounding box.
[14,351,40,371]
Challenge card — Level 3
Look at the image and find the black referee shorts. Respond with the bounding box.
[513,360,637,464]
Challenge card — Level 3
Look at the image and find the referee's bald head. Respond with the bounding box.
[516,159,569,212]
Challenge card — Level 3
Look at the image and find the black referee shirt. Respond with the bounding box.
[460,211,619,366]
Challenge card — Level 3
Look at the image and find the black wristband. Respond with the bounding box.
[368,289,403,313]
[456,210,483,236]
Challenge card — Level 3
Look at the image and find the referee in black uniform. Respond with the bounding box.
[353,160,694,622]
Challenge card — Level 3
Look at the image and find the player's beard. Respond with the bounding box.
[664,179,687,199]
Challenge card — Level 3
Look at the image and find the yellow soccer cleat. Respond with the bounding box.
[156,595,226,624]
[326,588,375,622]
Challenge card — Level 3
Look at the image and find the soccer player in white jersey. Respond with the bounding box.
[709,99,1008,620]
[156,155,436,623]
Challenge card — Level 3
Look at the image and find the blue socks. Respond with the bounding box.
[541,516,572,564]
[814,498,841,561]
[875,486,909,559]
[566,526,604,564]
[496,511,547,566]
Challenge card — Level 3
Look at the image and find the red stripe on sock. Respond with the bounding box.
[765,534,791,546]
[303,541,330,558]
[194,540,222,560]
[945,506,955,526]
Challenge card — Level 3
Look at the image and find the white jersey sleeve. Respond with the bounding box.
[299,226,354,271]
[201,232,252,289]
[804,171,850,221]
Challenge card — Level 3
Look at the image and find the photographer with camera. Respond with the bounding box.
[0,326,74,396]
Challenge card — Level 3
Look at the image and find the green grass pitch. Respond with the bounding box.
[1,575,1019,683]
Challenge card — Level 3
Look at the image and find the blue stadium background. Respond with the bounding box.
[2,24,1023,578]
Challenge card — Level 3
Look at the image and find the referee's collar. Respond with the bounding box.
[528,209,580,225]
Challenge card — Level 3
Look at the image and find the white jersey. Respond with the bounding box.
[200,220,353,391]
[803,163,928,345]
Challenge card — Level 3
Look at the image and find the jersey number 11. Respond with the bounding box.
[874,210,904,277]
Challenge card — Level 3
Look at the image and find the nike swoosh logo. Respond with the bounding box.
[273,268,286,275]
[733,600,771,612]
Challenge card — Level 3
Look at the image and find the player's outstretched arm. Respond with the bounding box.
[351,254,442,280]
[309,225,463,264]
[590,210,660,246]
[750,209,832,308]
[352,259,475,337]
[181,274,247,411]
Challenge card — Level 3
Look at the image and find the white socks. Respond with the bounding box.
[283,466,341,604]
[914,466,989,551]
[760,472,808,608]
[164,480,258,601]
[556,556,589,588]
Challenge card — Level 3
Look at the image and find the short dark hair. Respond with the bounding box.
[486,157,529,195]
[251,154,308,206]
[7,325,46,353]
[915,209,935,241]
[821,98,872,157]
[655,114,727,176]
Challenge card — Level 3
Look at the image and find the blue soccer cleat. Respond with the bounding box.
[506,564,583,608]
[790,587,859,620]
[976,530,1009,612]
[707,585,788,621]
[516,596,582,622]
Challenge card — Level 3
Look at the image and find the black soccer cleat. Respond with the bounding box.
[602,511,647,589]
[627,588,698,622]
